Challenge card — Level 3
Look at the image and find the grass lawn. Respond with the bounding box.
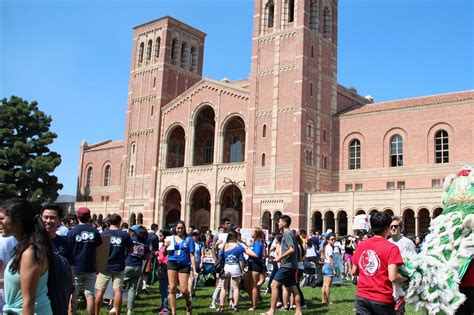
[79,279,423,314]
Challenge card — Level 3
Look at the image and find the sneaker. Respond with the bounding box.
[159,307,169,314]
[127,309,134,315]
[191,294,197,300]
[176,292,183,299]
[109,307,116,314]
[276,302,283,308]
[210,303,217,309]
[248,306,256,311]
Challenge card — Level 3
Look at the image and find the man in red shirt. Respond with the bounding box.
[351,211,408,315]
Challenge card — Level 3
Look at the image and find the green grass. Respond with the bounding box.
[79,280,423,314]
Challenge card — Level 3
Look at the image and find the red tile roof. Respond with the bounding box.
[340,90,474,117]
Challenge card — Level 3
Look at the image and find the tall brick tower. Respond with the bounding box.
[120,17,206,222]
[246,0,338,228]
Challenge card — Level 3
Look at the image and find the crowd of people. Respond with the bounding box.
[0,198,472,315]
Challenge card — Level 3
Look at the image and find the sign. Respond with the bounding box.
[95,234,111,273]
[353,214,371,231]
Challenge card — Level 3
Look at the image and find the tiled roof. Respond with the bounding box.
[340,90,474,117]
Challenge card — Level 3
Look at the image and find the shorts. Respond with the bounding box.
[248,261,264,273]
[167,260,191,273]
[344,253,353,262]
[322,263,334,277]
[95,270,125,291]
[74,272,96,296]
[273,267,296,287]
[355,296,395,315]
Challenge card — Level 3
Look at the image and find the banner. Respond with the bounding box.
[353,214,371,231]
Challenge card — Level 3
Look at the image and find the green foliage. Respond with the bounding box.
[0,96,63,204]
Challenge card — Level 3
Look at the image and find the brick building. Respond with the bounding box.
[75,0,474,236]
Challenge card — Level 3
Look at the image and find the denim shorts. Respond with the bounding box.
[322,263,334,277]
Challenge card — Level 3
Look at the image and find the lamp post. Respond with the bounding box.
[222,177,246,225]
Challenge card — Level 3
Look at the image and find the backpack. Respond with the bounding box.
[47,252,74,315]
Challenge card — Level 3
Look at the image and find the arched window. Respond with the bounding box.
[155,37,161,58]
[390,134,403,167]
[309,0,319,31]
[129,165,135,177]
[189,46,197,72]
[435,130,449,164]
[137,213,143,225]
[349,139,361,170]
[203,139,214,164]
[86,167,93,187]
[307,122,314,138]
[138,42,144,63]
[103,165,111,186]
[306,150,314,166]
[131,142,136,155]
[146,39,152,60]
[230,136,243,163]
[288,0,295,23]
[323,7,332,39]
[266,1,275,29]
[171,39,178,63]
[320,155,328,170]
[180,42,187,68]
[262,124,267,138]
[262,153,266,166]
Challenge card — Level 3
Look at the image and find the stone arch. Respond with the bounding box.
[336,209,348,235]
[189,185,211,232]
[262,211,272,232]
[311,210,323,233]
[273,210,282,233]
[137,213,143,225]
[165,124,186,168]
[324,210,335,232]
[432,207,443,218]
[92,214,97,222]
[368,208,379,216]
[418,208,430,236]
[129,213,136,226]
[220,184,243,227]
[383,208,394,216]
[102,161,112,186]
[221,115,246,163]
[162,187,182,228]
[355,209,366,216]
[193,105,216,166]
[402,208,415,236]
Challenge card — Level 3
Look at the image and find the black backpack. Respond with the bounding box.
[47,252,74,315]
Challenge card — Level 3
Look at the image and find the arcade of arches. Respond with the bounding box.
[159,184,243,232]
[165,106,246,168]
[309,207,443,236]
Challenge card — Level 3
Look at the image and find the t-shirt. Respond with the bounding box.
[352,236,404,304]
[324,244,334,263]
[388,236,417,259]
[148,232,159,252]
[125,237,150,268]
[281,230,298,269]
[67,224,102,273]
[168,236,195,266]
[249,240,264,264]
[102,229,133,273]
[194,241,204,265]
[51,235,73,264]
[220,244,244,266]
[0,236,17,311]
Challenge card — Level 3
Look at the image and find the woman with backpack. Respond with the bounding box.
[0,198,53,315]
[164,221,196,315]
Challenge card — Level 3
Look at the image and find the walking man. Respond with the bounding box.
[262,214,302,315]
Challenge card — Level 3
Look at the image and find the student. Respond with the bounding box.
[68,207,103,315]
[1,198,53,315]
[124,226,150,315]
[157,229,170,314]
[94,214,133,315]
[165,221,196,315]
[189,230,205,300]
[321,233,336,304]
[262,214,302,315]
[247,227,267,311]
[351,211,408,315]
[0,234,17,312]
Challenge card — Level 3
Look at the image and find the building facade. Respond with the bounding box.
[75,0,474,236]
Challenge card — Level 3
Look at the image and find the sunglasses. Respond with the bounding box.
[329,238,336,241]
[390,225,400,230]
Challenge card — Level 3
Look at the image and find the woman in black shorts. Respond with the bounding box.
[246,227,267,311]
[165,221,196,315]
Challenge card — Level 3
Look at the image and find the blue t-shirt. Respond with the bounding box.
[102,229,133,273]
[168,236,195,266]
[67,224,102,273]
[52,235,73,264]
[194,241,204,265]
[248,240,264,264]
[219,244,244,266]
[125,237,150,268]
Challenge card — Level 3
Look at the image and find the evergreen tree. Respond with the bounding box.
[0,96,63,203]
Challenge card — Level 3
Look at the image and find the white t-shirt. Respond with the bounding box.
[324,244,334,264]
[0,236,17,311]
[389,235,416,259]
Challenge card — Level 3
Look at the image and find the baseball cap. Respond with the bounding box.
[130,224,140,232]
[77,207,91,218]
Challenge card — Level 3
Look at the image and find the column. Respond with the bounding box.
[216,131,224,164]
[158,203,165,228]
[185,203,192,227]
[187,121,195,166]
[415,216,419,237]
[212,201,221,231]
[335,218,339,235]
[322,218,326,233]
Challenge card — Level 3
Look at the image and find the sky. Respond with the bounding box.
[1,0,473,196]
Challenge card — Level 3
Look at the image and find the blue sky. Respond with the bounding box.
[1,0,473,196]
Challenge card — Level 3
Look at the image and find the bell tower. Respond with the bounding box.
[246,0,338,228]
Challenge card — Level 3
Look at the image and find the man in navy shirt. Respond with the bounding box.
[68,207,102,315]
[41,203,73,263]
[94,213,133,315]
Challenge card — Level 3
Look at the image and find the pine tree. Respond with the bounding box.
[0,96,63,203]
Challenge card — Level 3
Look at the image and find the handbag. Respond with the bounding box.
[214,245,225,274]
